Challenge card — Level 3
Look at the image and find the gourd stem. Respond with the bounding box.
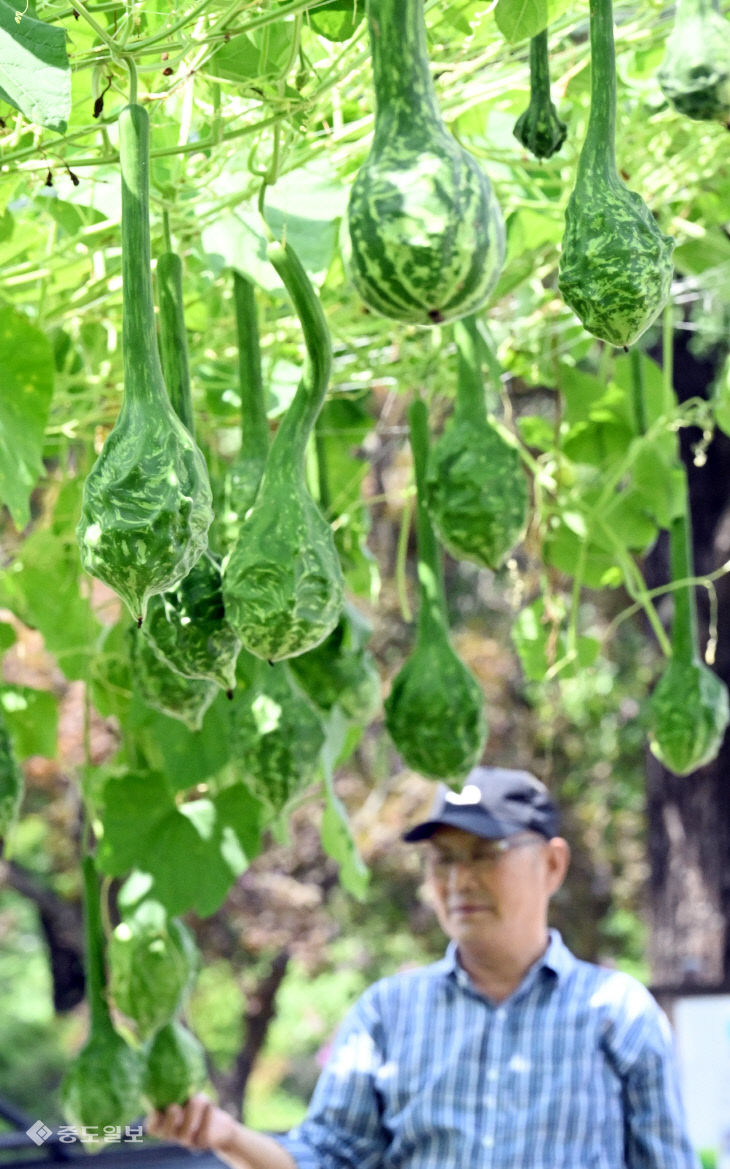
[669,482,699,665]
[157,251,195,435]
[81,854,112,1035]
[119,104,170,408]
[265,241,332,476]
[453,316,487,427]
[529,28,551,105]
[365,0,442,130]
[629,347,648,435]
[580,0,618,179]
[232,272,268,465]
[315,416,332,515]
[408,399,448,638]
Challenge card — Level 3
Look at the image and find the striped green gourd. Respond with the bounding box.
[558,0,674,348]
[513,28,567,160]
[61,856,145,1132]
[426,315,528,571]
[657,0,730,122]
[132,626,219,731]
[222,241,344,661]
[346,0,505,326]
[143,250,240,693]
[76,105,213,625]
[0,704,23,849]
[384,400,487,780]
[143,1019,207,1110]
[288,600,381,724]
[648,498,729,775]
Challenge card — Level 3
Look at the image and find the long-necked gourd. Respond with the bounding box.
[0,705,23,851]
[143,249,240,693]
[132,626,219,731]
[222,240,344,661]
[647,492,729,775]
[384,400,487,780]
[76,105,213,625]
[426,315,529,571]
[558,0,674,348]
[288,600,381,724]
[346,0,505,326]
[143,1019,207,1110]
[61,855,145,1130]
[230,652,325,815]
[225,271,269,529]
[513,28,567,160]
[657,0,730,122]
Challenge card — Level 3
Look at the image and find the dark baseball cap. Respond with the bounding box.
[402,766,559,842]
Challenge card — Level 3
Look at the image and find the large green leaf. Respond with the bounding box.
[0,306,54,529]
[0,0,71,131]
[495,0,548,43]
[0,685,57,759]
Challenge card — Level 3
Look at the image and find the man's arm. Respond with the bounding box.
[146,1095,298,1169]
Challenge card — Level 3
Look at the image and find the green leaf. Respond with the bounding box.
[0,685,57,758]
[308,0,364,40]
[0,306,54,529]
[0,622,16,653]
[98,772,261,915]
[320,708,368,899]
[0,0,71,132]
[127,687,233,791]
[495,0,548,43]
[207,21,297,83]
[517,415,555,451]
[512,598,601,682]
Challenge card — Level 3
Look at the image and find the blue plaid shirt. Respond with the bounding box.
[276,930,698,1169]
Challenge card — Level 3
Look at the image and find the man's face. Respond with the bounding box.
[423,825,567,950]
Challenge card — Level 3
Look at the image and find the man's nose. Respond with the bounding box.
[448,860,480,889]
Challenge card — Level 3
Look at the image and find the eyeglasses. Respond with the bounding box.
[426,834,543,875]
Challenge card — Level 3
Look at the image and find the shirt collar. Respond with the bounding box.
[443,928,575,994]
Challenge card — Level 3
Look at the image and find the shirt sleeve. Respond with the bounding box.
[275,985,390,1169]
[607,980,700,1169]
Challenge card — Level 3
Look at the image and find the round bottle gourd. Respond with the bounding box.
[223,240,344,661]
[144,250,240,693]
[76,106,213,624]
[346,0,505,325]
[513,29,567,160]
[558,0,674,348]
[647,505,729,775]
[657,0,730,121]
[143,1019,207,1110]
[61,856,145,1132]
[426,315,529,570]
[384,400,487,780]
[288,601,381,724]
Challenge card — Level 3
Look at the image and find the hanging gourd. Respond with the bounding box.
[229,652,326,816]
[426,315,529,571]
[346,0,505,326]
[0,705,23,850]
[225,271,269,530]
[61,856,145,1131]
[657,0,730,122]
[143,249,240,694]
[288,600,382,724]
[513,28,567,160]
[143,1019,207,1109]
[76,105,213,625]
[384,400,487,780]
[108,899,198,1041]
[558,0,674,348]
[647,493,729,775]
[132,627,219,732]
[222,240,344,661]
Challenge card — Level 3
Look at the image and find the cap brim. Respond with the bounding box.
[402,808,528,842]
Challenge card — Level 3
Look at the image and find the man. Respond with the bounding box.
[147,766,699,1169]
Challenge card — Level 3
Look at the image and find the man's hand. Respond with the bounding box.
[146,1093,240,1153]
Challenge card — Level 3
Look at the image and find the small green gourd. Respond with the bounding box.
[426,315,529,571]
[513,29,567,160]
[143,250,240,693]
[0,705,23,849]
[230,652,325,815]
[132,628,219,732]
[288,601,381,723]
[225,271,269,528]
[76,105,213,625]
[346,0,505,325]
[648,498,729,775]
[143,1019,207,1110]
[558,0,674,348]
[61,856,145,1132]
[223,241,344,661]
[384,400,487,780]
[657,0,730,122]
[108,899,198,1041]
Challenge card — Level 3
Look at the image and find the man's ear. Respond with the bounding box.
[546,836,571,894]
